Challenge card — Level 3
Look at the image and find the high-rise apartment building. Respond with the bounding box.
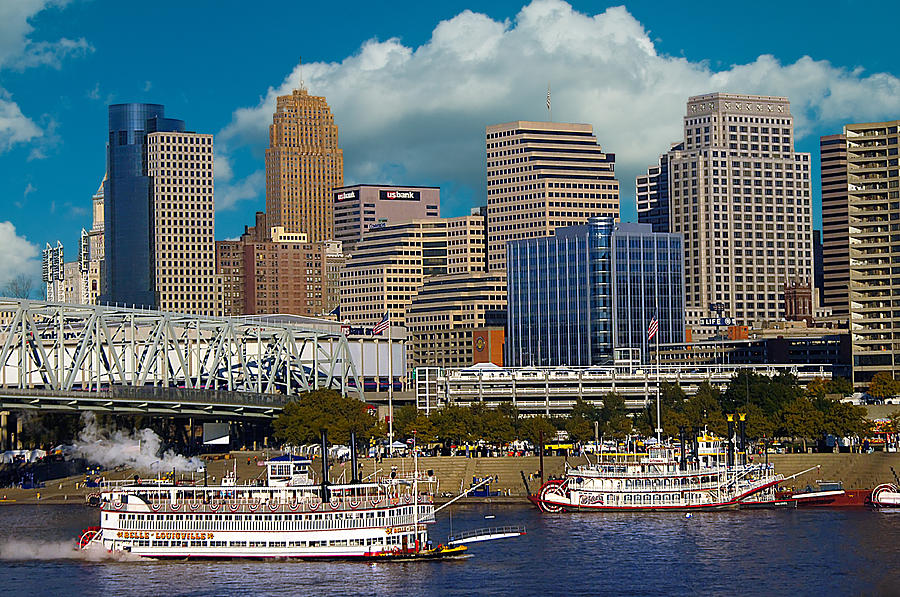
[636,142,683,233]
[266,87,343,242]
[406,272,507,369]
[323,240,346,316]
[340,214,487,329]
[448,207,488,274]
[506,218,684,367]
[666,93,813,335]
[820,121,900,384]
[102,103,216,314]
[215,212,328,317]
[820,133,850,317]
[486,121,619,271]
[333,184,439,253]
[146,129,217,315]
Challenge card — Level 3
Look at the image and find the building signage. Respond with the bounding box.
[335,191,357,201]
[379,189,420,201]
[699,317,736,327]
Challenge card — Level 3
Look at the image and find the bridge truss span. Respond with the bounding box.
[0,299,363,401]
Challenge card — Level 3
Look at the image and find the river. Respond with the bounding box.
[0,504,897,596]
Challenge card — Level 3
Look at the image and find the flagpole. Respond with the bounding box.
[547,83,552,122]
[656,324,661,445]
[387,314,394,451]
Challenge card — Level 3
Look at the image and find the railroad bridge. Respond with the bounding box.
[0,299,364,445]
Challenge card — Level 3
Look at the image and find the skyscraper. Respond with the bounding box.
[146,129,216,315]
[485,121,619,271]
[332,184,440,253]
[636,142,683,233]
[266,87,343,242]
[820,133,849,317]
[666,93,813,335]
[821,121,900,384]
[506,218,684,367]
[102,103,217,314]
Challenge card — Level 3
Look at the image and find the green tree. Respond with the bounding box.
[407,413,436,444]
[519,415,556,447]
[781,397,824,451]
[868,372,899,401]
[391,405,419,440]
[822,402,870,438]
[826,377,854,397]
[566,398,601,442]
[742,403,776,440]
[600,392,632,438]
[272,389,376,446]
[431,406,474,444]
[682,382,726,436]
[660,382,688,409]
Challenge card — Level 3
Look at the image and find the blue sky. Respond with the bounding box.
[1,0,899,286]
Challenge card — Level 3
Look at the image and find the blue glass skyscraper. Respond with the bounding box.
[507,218,684,367]
[102,103,184,308]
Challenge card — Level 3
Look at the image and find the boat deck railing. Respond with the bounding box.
[448,525,526,543]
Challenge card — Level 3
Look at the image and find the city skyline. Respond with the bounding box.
[2,0,900,288]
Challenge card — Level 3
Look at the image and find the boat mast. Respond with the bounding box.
[413,430,419,551]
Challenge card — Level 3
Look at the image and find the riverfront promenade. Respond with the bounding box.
[3,451,900,505]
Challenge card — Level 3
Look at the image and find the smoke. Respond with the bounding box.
[0,539,140,561]
[73,413,202,473]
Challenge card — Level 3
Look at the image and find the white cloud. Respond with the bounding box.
[0,0,92,155]
[219,0,900,214]
[0,95,42,152]
[0,221,40,287]
[214,150,263,210]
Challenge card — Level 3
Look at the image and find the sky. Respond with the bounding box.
[2,0,900,288]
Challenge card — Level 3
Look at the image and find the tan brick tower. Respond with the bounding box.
[266,87,343,242]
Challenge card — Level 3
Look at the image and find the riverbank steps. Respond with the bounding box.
[2,452,899,505]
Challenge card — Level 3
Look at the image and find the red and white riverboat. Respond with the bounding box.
[530,436,787,512]
[78,452,452,559]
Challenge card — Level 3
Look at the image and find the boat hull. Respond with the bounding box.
[528,494,741,512]
[774,489,872,508]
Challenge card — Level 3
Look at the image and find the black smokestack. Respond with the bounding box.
[320,429,330,502]
[679,426,686,471]
[726,416,735,467]
[350,430,359,484]
[739,415,747,466]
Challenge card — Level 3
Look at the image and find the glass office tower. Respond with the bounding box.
[507,218,684,367]
[102,103,184,308]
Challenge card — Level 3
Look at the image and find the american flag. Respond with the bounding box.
[647,315,659,341]
[373,311,390,335]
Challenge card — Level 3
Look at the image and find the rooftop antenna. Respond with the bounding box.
[299,58,306,92]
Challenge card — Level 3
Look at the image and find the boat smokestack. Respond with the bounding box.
[350,430,359,484]
[726,415,735,467]
[320,429,330,502]
[692,427,699,464]
[678,426,686,471]
[738,413,747,465]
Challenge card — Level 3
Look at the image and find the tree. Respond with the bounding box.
[391,405,419,440]
[868,372,899,402]
[826,377,854,398]
[272,389,376,446]
[682,382,726,436]
[599,392,632,438]
[660,382,688,409]
[566,398,600,442]
[3,273,35,299]
[431,406,474,444]
[822,402,869,438]
[518,415,556,447]
[781,397,824,451]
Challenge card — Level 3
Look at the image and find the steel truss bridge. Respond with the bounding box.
[0,299,363,418]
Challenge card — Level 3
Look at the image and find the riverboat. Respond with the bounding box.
[871,483,900,508]
[774,481,872,508]
[78,432,454,559]
[530,435,793,512]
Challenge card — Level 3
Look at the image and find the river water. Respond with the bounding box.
[0,503,897,596]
